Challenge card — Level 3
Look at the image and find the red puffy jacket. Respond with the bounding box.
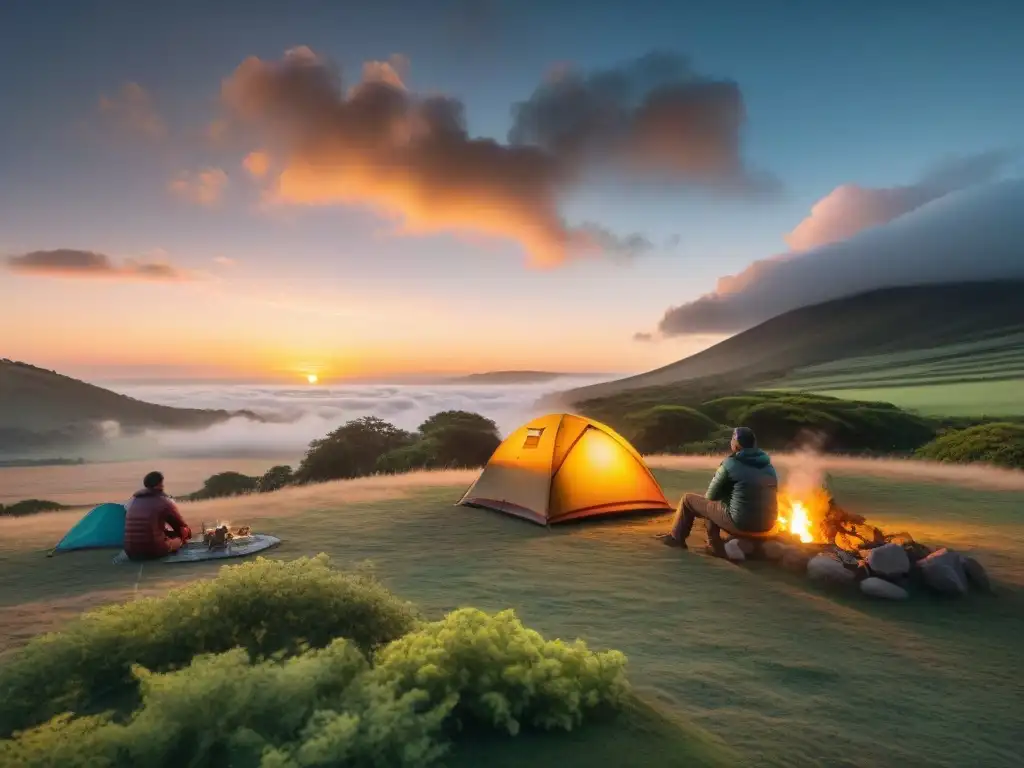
[124,489,192,559]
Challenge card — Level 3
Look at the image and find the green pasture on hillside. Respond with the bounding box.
[776,379,1024,417]
[767,336,1024,416]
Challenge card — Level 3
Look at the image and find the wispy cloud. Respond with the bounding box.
[168,167,229,206]
[6,249,190,281]
[97,82,167,140]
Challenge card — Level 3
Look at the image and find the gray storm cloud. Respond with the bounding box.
[656,154,1023,337]
[6,249,187,281]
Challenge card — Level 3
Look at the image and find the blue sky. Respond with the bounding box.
[1,0,1021,382]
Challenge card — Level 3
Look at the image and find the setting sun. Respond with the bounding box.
[306,373,318,385]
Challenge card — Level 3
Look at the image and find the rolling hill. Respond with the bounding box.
[448,370,571,384]
[448,370,615,385]
[0,360,261,455]
[556,281,1024,416]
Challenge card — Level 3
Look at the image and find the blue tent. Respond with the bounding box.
[50,502,127,554]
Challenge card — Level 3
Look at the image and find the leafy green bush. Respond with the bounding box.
[187,471,259,500]
[418,410,499,437]
[376,440,439,473]
[0,555,419,737]
[257,464,295,493]
[295,417,413,483]
[425,424,501,468]
[625,405,723,454]
[0,640,445,768]
[0,565,630,767]
[376,412,501,473]
[722,394,935,453]
[915,422,1024,469]
[372,607,629,736]
[698,395,774,425]
[736,402,851,449]
[0,499,66,516]
[675,431,735,455]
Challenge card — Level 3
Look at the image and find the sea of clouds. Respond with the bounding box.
[106,377,609,459]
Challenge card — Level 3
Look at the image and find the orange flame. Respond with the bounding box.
[776,486,831,544]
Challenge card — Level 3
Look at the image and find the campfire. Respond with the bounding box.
[776,488,831,544]
[721,473,993,601]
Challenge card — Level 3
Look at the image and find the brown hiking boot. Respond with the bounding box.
[655,533,687,549]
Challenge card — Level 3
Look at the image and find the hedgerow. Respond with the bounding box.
[0,557,631,767]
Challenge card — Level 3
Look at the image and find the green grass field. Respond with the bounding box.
[2,467,1023,767]
[779,379,1024,417]
[764,335,1024,417]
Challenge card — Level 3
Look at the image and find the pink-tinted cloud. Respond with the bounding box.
[6,249,189,281]
[786,149,1015,251]
[214,47,763,267]
[653,172,1024,337]
[169,167,229,206]
[242,151,271,178]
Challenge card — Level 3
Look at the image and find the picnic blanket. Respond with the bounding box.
[112,534,281,565]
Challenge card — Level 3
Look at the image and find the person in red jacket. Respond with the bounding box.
[123,471,193,560]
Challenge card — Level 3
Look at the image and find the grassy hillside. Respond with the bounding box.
[2,468,1021,766]
[0,360,260,455]
[558,282,1024,411]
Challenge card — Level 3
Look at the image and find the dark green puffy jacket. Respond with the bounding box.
[705,448,779,532]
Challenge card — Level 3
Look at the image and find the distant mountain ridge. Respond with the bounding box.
[0,359,262,455]
[556,281,1024,405]
[448,370,613,385]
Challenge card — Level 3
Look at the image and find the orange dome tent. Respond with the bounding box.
[458,413,673,525]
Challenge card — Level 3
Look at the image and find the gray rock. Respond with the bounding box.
[960,555,992,593]
[917,548,968,596]
[733,538,758,556]
[864,543,911,578]
[782,548,811,573]
[807,554,855,584]
[762,540,788,561]
[860,577,909,600]
[723,538,746,561]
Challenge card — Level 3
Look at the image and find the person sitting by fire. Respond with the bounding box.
[656,426,779,556]
[124,471,193,561]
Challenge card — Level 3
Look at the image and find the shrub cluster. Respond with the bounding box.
[0,499,66,516]
[0,557,629,767]
[592,390,940,456]
[175,410,501,501]
[915,422,1024,469]
[294,411,501,484]
[0,554,420,736]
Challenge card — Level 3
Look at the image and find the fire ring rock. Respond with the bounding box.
[917,548,969,596]
[961,555,992,593]
[860,577,910,600]
[761,540,788,561]
[723,538,746,561]
[781,548,811,572]
[807,554,856,584]
[863,542,911,578]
